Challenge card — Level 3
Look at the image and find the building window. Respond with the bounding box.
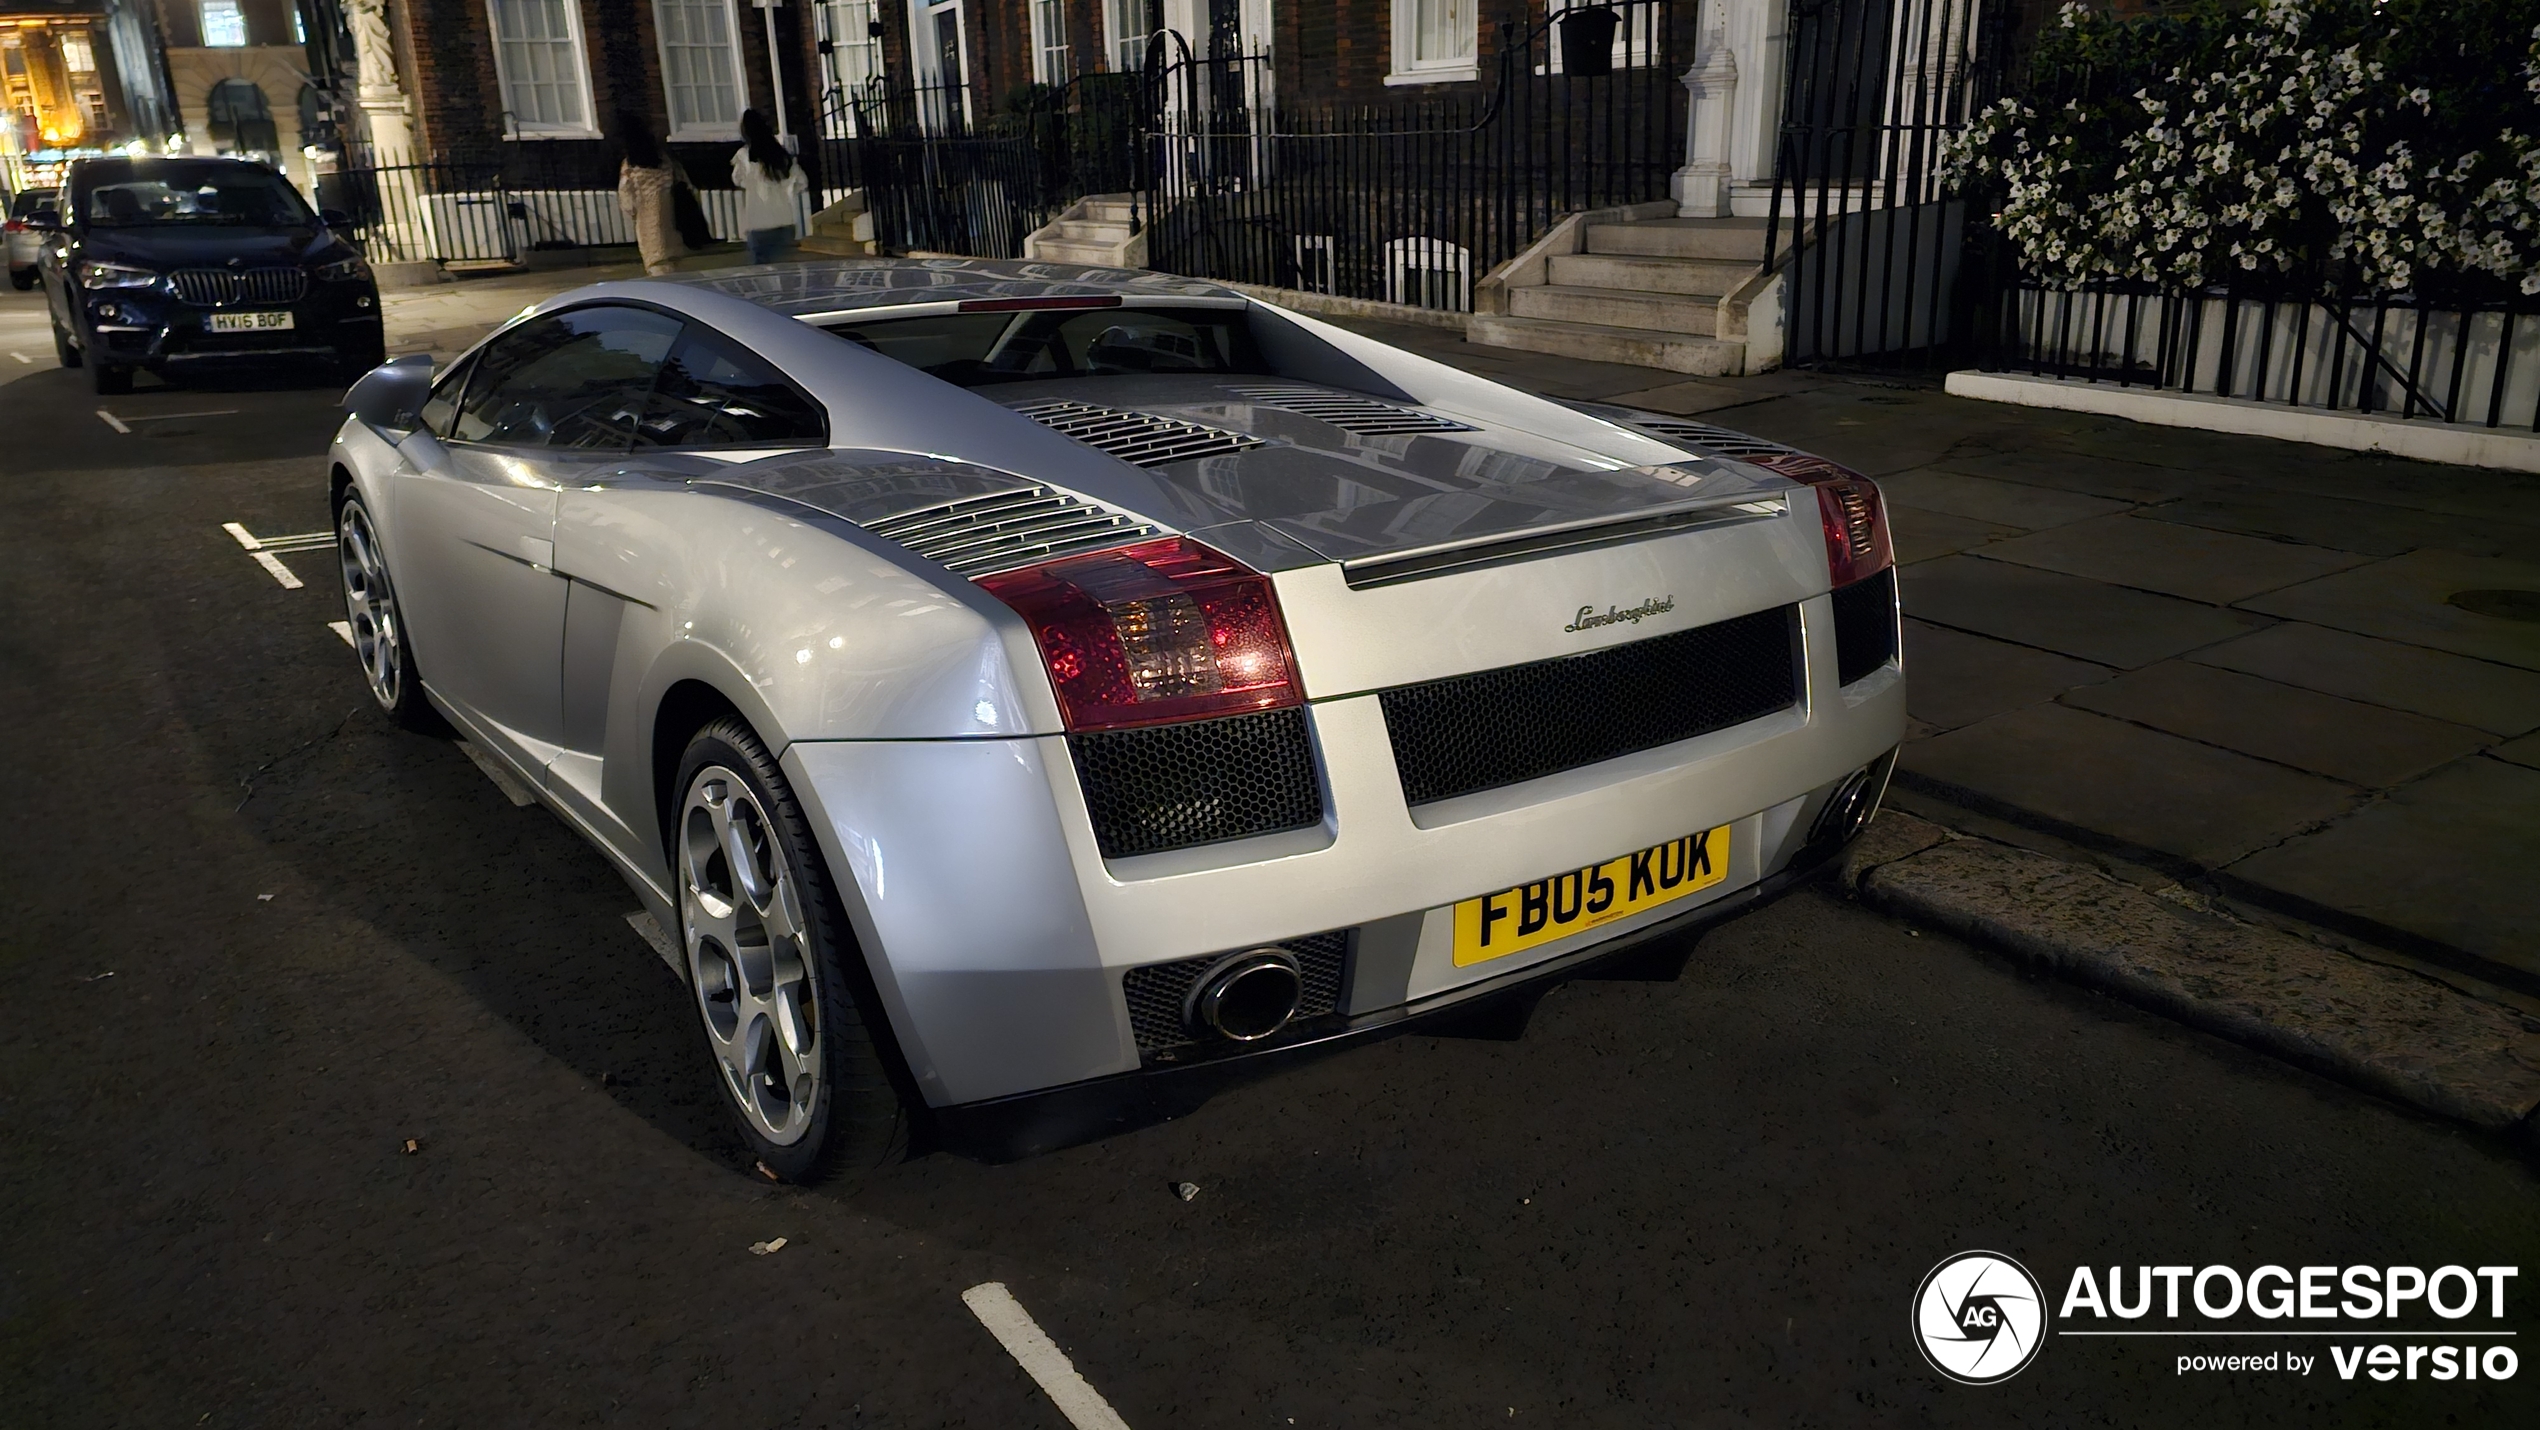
[206,77,278,153]
[655,0,744,136]
[1030,0,1068,85]
[1543,0,1656,74]
[1105,0,1154,73]
[487,0,596,135]
[1388,0,1476,86]
[200,0,249,47]
[819,1,883,107]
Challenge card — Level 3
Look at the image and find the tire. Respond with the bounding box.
[673,718,908,1183]
[52,314,80,368]
[335,494,444,733]
[90,360,130,395]
[8,267,31,291]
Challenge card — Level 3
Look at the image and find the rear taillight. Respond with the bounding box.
[976,536,1302,732]
[1,220,22,233]
[1754,452,1893,588]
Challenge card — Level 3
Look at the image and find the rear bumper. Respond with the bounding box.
[925,828,1857,1162]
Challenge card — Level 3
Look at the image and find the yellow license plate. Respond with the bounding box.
[1451,824,1732,967]
[209,311,294,332]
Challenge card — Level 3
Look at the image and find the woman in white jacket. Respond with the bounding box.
[731,108,808,265]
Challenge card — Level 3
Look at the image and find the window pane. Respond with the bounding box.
[1108,0,1151,71]
[659,0,739,131]
[200,0,247,46]
[636,326,827,448]
[1412,0,1471,64]
[491,0,588,129]
[453,307,683,449]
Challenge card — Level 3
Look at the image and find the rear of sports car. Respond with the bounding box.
[771,370,1905,1157]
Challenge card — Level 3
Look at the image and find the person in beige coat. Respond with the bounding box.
[615,112,679,276]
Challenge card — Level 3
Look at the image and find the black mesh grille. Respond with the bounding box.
[1069,707,1323,858]
[1380,606,1801,806]
[1121,930,1349,1054]
[1832,569,1897,686]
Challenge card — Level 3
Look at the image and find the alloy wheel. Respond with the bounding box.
[337,502,405,711]
[680,768,822,1145]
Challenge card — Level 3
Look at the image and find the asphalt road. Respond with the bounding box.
[2,285,2534,1428]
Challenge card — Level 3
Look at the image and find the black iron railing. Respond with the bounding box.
[1765,0,2012,365]
[1136,1,1686,311]
[1984,284,2540,432]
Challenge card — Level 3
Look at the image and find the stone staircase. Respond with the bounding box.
[1024,195,1146,268]
[798,191,878,258]
[1473,212,1775,375]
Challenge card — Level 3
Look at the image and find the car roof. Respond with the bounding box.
[665,257,1241,319]
[67,155,286,192]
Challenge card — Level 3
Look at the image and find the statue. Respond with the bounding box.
[344,0,398,97]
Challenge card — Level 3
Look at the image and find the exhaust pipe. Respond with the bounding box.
[1186,949,1304,1042]
[1808,751,1895,849]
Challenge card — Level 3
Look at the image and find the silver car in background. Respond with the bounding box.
[331,259,1905,1179]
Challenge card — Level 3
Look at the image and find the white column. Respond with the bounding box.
[1671,18,1737,218]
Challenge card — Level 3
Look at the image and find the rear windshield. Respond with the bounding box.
[79,166,310,228]
[9,189,56,218]
[820,306,1270,387]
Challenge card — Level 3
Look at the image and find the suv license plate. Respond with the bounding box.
[209,311,294,333]
[1450,824,1731,967]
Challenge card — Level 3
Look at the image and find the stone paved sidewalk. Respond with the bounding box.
[379,268,2540,996]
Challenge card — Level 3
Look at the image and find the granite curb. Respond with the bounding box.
[1833,811,2540,1136]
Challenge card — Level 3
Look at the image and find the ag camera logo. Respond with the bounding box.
[1914,1251,2049,1384]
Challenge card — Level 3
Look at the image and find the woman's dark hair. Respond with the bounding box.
[741,108,792,180]
[615,111,663,170]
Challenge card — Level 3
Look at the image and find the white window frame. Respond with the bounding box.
[1104,0,1155,74]
[486,0,600,139]
[199,0,249,48]
[1029,0,1070,85]
[817,1,884,134]
[653,0,748,139]
[1541,0,1657,75]
[1387,0,1477,87]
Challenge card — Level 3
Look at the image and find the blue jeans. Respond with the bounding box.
[745,227,795,264]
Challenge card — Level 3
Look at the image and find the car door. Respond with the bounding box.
[387,303,682,777]
[549,318,832,876]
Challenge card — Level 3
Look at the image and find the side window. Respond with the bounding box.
[635,323,828,450]
[417,354,475,439]
[448,305,683,450]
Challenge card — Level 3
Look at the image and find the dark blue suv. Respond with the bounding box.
[37,155,385,395]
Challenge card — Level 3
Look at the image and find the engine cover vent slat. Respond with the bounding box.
[864,483,1162,576]
[1222,385,1476,435]
[1011,399,1265,467]
[1615,415,1794,460]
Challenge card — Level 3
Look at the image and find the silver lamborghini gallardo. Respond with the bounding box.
[330,259,1905,1178]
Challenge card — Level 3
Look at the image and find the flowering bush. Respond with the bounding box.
[1945,0,2540,298]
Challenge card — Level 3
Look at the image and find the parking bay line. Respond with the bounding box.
[9,351,30,365]
[961,1283,1133,1430]
[97,407,240,432]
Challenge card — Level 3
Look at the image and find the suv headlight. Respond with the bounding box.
[311,255,371,282]
[74,259,158,290]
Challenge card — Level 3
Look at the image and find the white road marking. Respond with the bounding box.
[122,409,240,423]
[95,408,130,433]
[961,1283,1133,1430]
[624,910,679,967]
[251,551,304,589]
[9,351,30,364]
[455,740,538,807]
[223,521,262,550]
[327,620,355,648]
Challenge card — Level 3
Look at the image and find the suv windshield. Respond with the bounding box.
[820,306,1271,387]
[79,165,310,228]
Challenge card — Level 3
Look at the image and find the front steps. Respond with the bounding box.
[1025,195,1145,268]
[798,191,878,257]
[1473,213,1774,375]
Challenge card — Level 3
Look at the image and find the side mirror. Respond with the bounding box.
[345,352,433,432]
[319,207,351,230]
